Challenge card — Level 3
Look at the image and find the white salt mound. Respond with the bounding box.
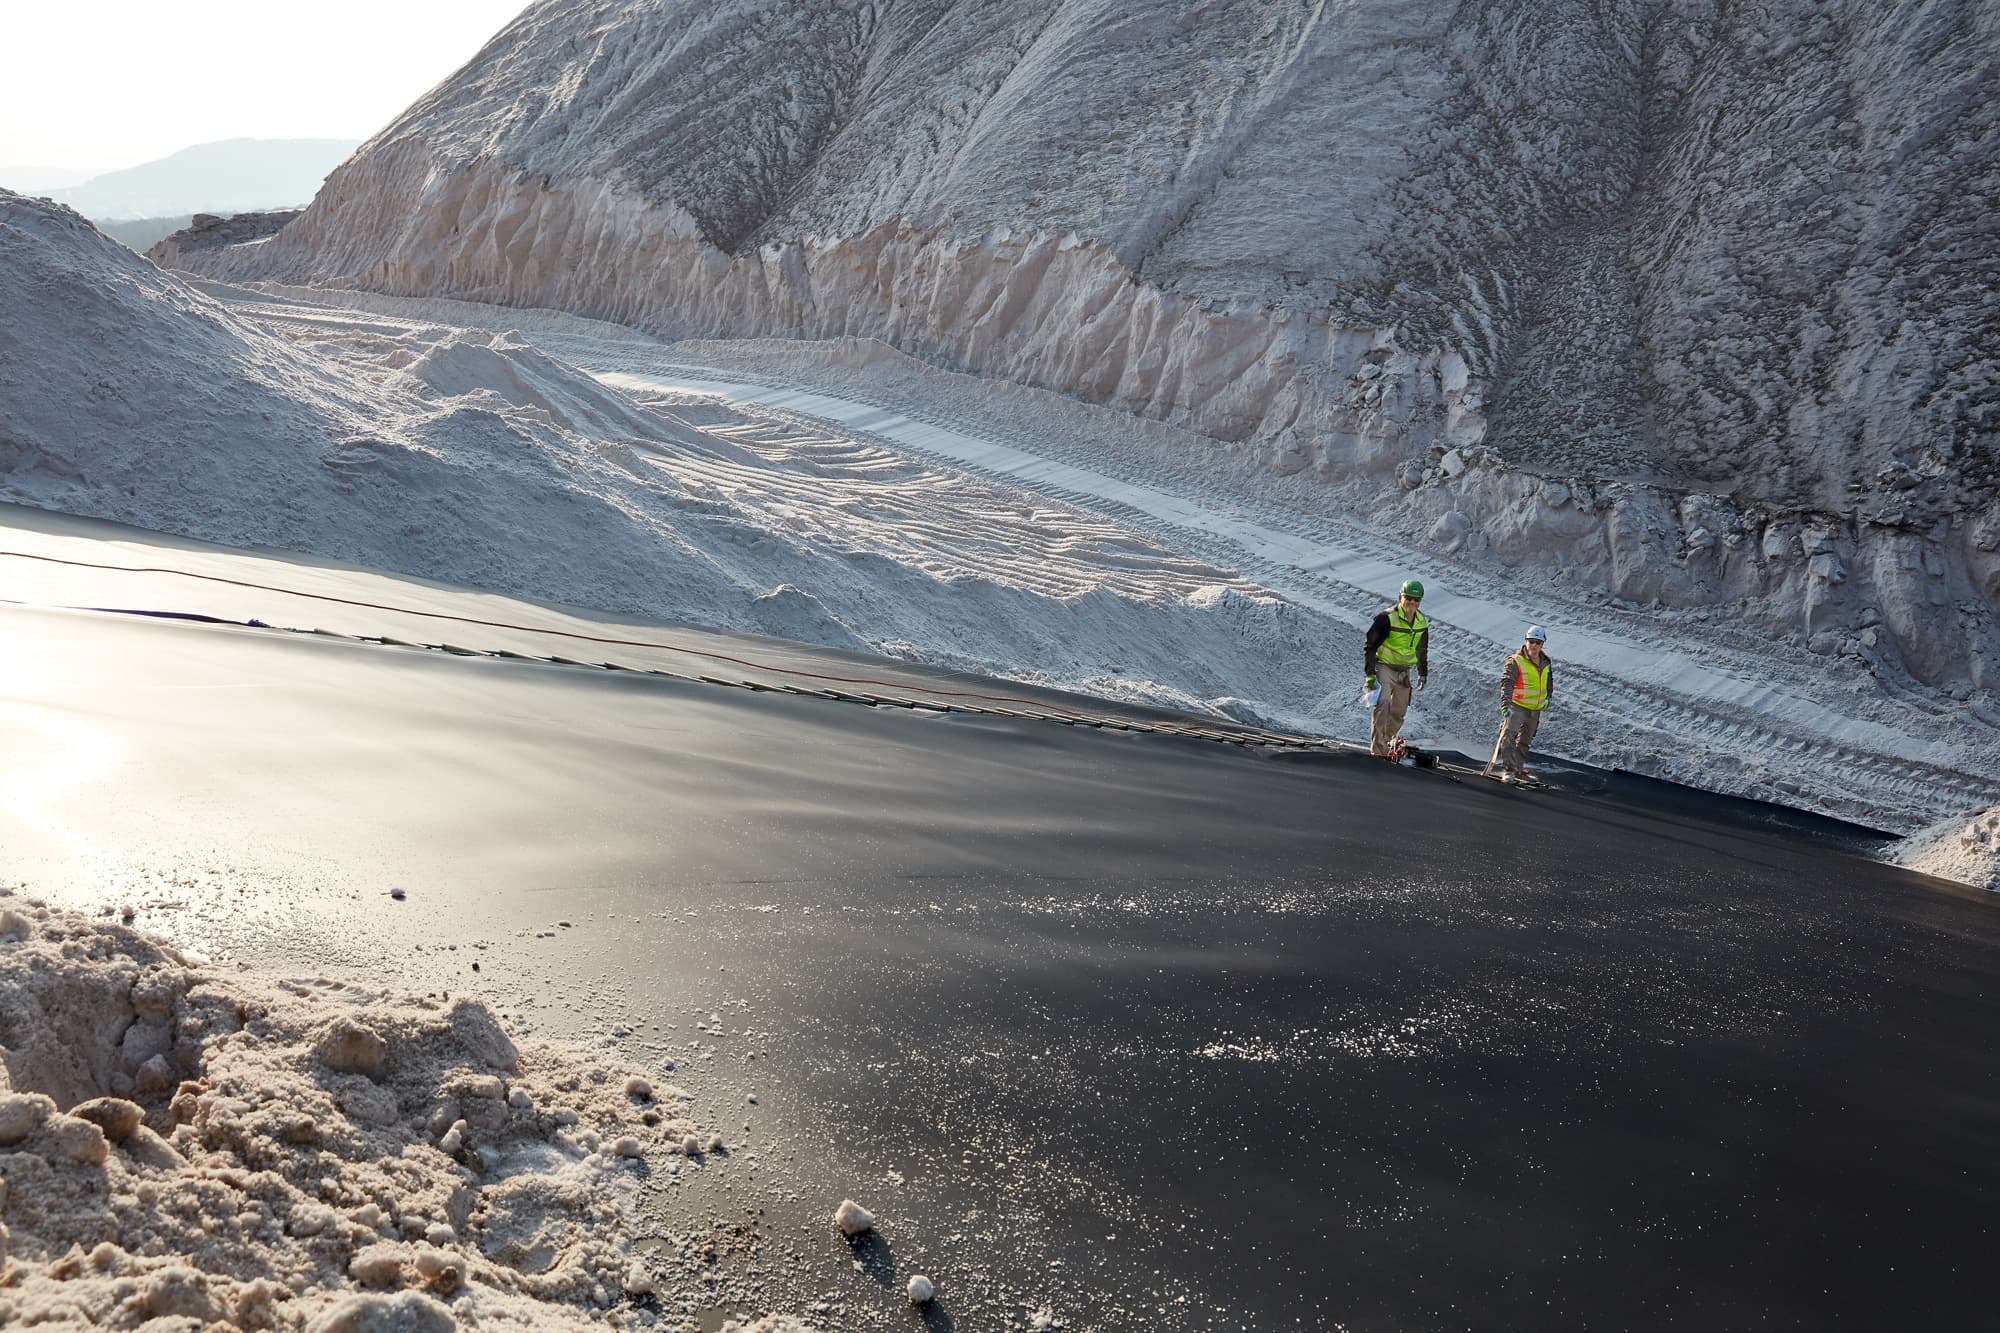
[0,907,710,1329]
[832,1199,875,1237]
[1890,807,2000,892]
[907,1274,935,1304]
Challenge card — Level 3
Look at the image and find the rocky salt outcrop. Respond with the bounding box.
[146,207,301,268]
[162,0,1999,691]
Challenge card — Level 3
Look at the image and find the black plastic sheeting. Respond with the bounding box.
[2,599,1992,1331]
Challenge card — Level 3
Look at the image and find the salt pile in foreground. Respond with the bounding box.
[0,897,805,1330]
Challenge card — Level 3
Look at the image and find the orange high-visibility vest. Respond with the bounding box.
[1510,654,1550,710]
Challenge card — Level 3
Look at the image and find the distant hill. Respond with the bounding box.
[50,138,358,220]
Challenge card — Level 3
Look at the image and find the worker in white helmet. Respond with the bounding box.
[1489,626,1554,784]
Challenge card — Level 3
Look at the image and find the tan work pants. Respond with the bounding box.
[1371,664,1413,755]
[1497,706,1542,775]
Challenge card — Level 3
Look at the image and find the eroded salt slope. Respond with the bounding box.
[164,0,2000,691]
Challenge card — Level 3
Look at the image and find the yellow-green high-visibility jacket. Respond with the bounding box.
[1367,605,1429,672]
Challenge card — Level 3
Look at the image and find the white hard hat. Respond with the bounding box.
[1524,625,1547,642]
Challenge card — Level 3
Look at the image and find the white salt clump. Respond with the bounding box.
[412,1248,466,1293]
[314,1016,388,1077]
[461,1073,505,1099]
[705,1132,725,1152]
[0,909,30,940]
[0,1093,54,1146]
[833,1199,876,1236]
[348,1241,409,1288]
[309,1291,455,1332]
[623,1266,656,1297]
[143,1265,217,1321]
[424,1222,456,1246]
[42,1114,109,1165]
[612,1135,643,1158]
[437,1118,467,1154]
[134,1052,177,1093]
[508,1086,534,1109]
[289,1204,335,1238]
[907,1274,936,1304]
[624,1075,652,1099]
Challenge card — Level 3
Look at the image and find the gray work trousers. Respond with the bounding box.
[1371,664,1413,755]
[1497,706,1543,775]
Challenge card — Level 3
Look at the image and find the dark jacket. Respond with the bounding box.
[1501,650,1555,706]
[1364,607,1428,678]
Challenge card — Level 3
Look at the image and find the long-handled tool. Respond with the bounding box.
[1483,713,1508,778]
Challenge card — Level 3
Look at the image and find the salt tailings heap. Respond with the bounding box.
[158,0,2000,693]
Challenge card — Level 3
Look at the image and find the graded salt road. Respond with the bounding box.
[3,514,1994,1332]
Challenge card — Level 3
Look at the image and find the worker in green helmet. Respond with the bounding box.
[1363,578,1429,757]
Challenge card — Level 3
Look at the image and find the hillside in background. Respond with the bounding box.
[45,137,359,220]
[164,0,1999,693]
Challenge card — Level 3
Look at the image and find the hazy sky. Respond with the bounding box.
[0,1,533,170]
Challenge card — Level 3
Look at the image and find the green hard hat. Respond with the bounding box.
[1399,578,1425,600]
